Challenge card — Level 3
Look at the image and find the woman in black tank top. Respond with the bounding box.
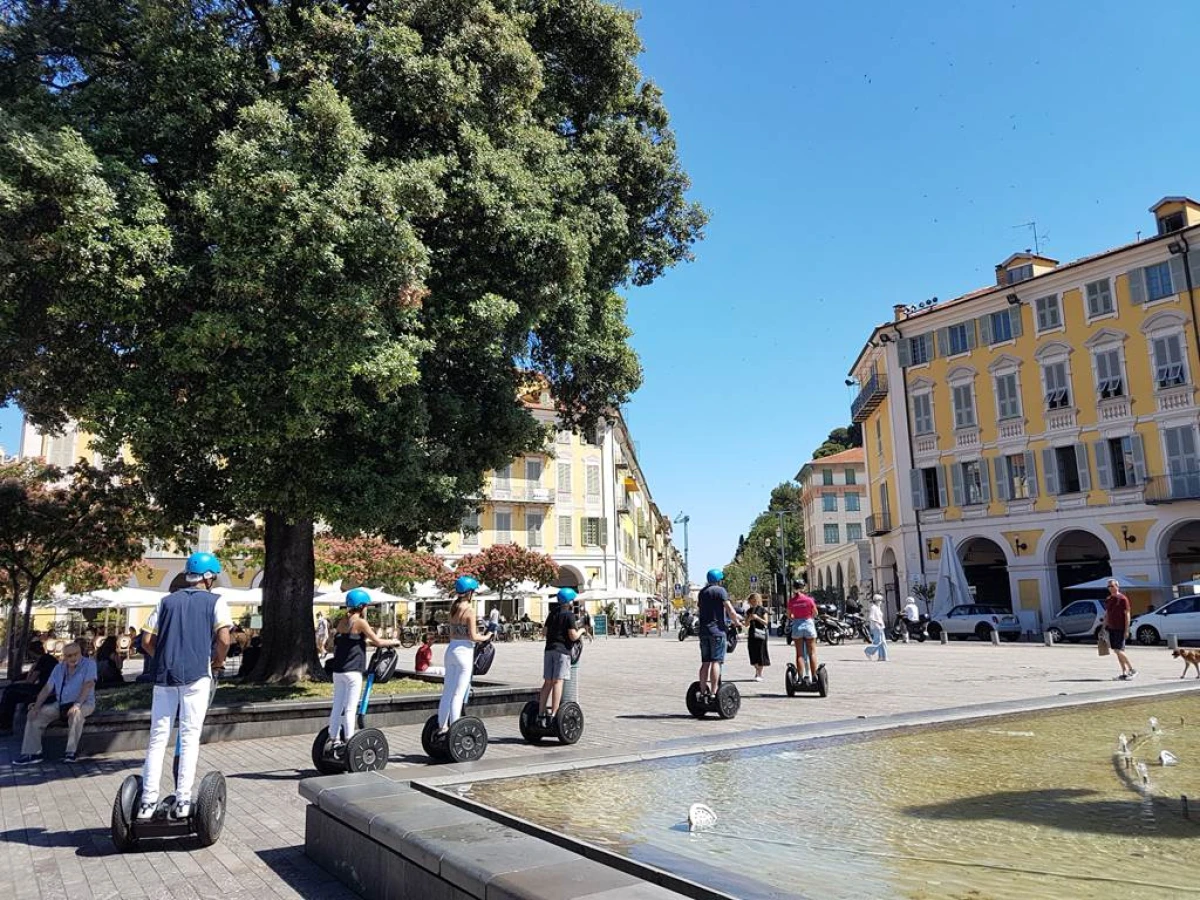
[326,589,398,748]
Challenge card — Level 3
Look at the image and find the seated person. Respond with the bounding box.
[94,636,125,687]
[0,641,59,735]
[239,635,263,679]
[415,633,445,676]
[15,642,97,764]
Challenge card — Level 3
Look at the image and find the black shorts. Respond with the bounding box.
[1106,627,1127,651]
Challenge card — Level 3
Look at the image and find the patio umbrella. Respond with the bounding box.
[1065,574,1172,590]
[930,536,971,619]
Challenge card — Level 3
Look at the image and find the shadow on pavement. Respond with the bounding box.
[614,713,701,721]
[1,756,141,785]
[256,846,358,900]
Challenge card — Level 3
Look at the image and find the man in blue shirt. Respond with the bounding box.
[696,569,742,698]
[138,552,233,819]
[15,642,97,764]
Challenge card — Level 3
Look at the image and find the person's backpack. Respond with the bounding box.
[473,640,495,676]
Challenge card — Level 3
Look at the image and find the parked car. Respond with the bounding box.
[1130,595,1200,645]
[928,605,1021,641]
[1046,599,1105,643]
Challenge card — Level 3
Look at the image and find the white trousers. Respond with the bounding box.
[437,641,474,729]
[142,678,211,804]
[328,671,363,741]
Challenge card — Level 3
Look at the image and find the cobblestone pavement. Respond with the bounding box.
[1,633,1192,899]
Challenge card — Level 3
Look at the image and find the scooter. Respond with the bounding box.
[421,641,491,764]
[889,615,930,643]
[311,647,397,775]
[111,678,225,851]
[677,615,697,641]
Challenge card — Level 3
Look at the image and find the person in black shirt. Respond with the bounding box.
[539,588,584,727]
[0,641,58,734]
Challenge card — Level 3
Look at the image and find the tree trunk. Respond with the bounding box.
[3,593,20,682]
[5,584,36,683]
[250,512,324,683]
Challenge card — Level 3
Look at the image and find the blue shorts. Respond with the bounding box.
[791,619,817,640]
[699,632,726,663]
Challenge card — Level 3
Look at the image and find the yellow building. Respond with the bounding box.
[849,196,1200,630]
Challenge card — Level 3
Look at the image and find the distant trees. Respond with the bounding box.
[812,424,863,459]
[723,482,804,604]
[447,544,559,609]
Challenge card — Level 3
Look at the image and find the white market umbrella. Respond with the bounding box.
[1065,574,1172,591]
[91,587,168,609]
[930,536,971,619]
[214,586,264,605]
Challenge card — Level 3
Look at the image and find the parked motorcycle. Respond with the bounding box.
[816,606,855,646]
[889,614,929,642]
[843,612,870,643]
[678,613,696,641]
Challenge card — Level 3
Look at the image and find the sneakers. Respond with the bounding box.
[171,799,192,820]
[13,753,42,766]
[1115,673,1128,681]
[136,801,157,821]
[753,676,763,682]
[62,751,77,762]
[1126,669,1138,680]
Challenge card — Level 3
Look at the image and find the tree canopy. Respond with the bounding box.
[446,543,558,604]
[811,423,863,459]
[0,1,704,680]
[722,482,804,603]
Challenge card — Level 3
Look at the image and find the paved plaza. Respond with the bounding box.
[1,634,1195,900]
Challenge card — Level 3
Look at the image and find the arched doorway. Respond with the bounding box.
[553,565,584,589]
[879,548,900,614]
[1052,530,1111,613]
[835,563,845,602]
[825,566,833,595]
[958,537,1012,610]
[847,558,859,601]
[1163,520,1200,586]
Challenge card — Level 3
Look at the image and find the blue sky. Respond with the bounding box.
[3,1,1199,581]
[616,0,1200,579]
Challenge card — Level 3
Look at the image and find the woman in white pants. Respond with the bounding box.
[436,576,492,734]
[328,588,398,748]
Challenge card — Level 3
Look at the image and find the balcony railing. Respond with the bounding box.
[490,482,553,503]
[850,372,888,423]
[865,512,892,536]
[1144,471,1200,504]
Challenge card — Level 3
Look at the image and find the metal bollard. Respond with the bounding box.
[1168,634,1180,651]
[1044,631,1055,647]
[939,631,948,645]
[991,630,1000,646]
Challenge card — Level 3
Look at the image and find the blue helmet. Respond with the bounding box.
[454,575,479,595]
[556,587,577,604]
[185,551,222,579]
[346,588,371,609]
[706,568,724,585]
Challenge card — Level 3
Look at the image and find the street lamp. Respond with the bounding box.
[673,512,690,597]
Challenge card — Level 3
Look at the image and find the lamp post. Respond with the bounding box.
[673,512,690,598]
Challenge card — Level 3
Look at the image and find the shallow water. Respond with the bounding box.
[465,695,1200,899]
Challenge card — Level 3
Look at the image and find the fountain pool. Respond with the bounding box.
[462,695,1200,899]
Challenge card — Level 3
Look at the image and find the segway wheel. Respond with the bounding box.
[816,665,829,699]
[194,771,227,847]
[556,701,585,745]
[518,700,541,744]
[685,681,706,718]
[785,664,797,698]
[311,727,343,775]
[716,683,741,720]
[678,628,687,642]
[447,717,488,763]
[110,774,141,852]
[346,728,389,772]
[421,715,444,760]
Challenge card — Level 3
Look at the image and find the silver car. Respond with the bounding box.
[929,604,1022,641]
[1046,599,1105,643]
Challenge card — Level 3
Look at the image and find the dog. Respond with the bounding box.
[1172,648,1200,679]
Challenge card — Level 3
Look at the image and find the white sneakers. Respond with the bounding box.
[136,801,156,821]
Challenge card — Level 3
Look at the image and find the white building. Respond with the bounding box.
[797,447,872,603]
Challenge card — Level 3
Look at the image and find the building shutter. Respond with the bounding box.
[910,469,927,510]
[950,463,964,507]
[965,320,978,350]
[993,457,1010,501]
[936,328,950,358]
[898,337,911,368]
[1008,305,1023,338]
[979,460,991,503]
[1024,450,1039,497]
[1093,440,1112,490]
[599,517,608,547]
[1127,268,1147,305]
[557,461,571,493]
[1042,447,1059,496]
[978,314,993,346]
[586,464,600,496]
[937,466,949,507]
[558,516,572,546]
[1075,444,1092,492]
[1130,434,1147,485]
[1170,256,1187,296]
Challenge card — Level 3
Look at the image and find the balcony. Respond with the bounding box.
[850,373,888,423]
[1144,471,1200,504]
[489,482,553,503]
[865,512,892,536]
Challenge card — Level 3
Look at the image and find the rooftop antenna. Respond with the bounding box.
[1013,221,1047,255]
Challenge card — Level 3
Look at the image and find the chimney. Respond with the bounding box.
[995,265,1009,287]
[893,304,907,321]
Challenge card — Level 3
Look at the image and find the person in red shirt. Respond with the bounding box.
[787,589,819,685]
[1104,579,1136,680]
[415,633,445,676]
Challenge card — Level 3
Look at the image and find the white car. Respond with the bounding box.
[1045,599,1105,643]
[1130,596,1200,645]
[929,604,1021,642]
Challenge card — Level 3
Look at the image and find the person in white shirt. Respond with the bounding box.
[903,597,921,623]
[487,606,500,635]
[315,612,330,658]
[863,596,888,662]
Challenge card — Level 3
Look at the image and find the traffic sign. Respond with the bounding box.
[749,575,758,585]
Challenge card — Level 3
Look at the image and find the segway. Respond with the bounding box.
[421,641,491,763]
[519,639,586,745]
[311,647,397,775]
[685,672,741,719]
[111,678,225,851]
[785,662,829,698]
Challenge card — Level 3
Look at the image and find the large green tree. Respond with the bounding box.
[724,482,804,604]
[0,1,704,681]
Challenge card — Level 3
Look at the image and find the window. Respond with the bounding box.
[1158,211,1186,235]
[846,523,863,541]
[1094,348,1124,399]
[1035,295,1061,332]
[557,461,572,495]
[1153,334,1187,388]
[823,524,840,545]
[494,510,512,543]
[960,460,986,506]
[1146,261,1175,302]
[906,333,932,366]
[556,429,572,445]
[822,493,837,512]
[952,384,976,429]
[996,452,1036,500]
[875,418,883,456]
[526,511,544,547]
[1042,444,1091,496]
[845,493,861,512]
[995,372,1021,420]
[911,465,946,510]
[911,393,934,435]
[844,468,856,485]
[461,511,480,545]
[1043,362,1071,409]
[989,309,1013,343]
[494,464,511,490]
[525,458,542,485]
[1164,425,1200,498]
[1008,263,1034,284]
[585,463,601,497]
[582,516,602,547]
[822,468,834,485]
[947,322,971,355]
[1094,436,1144,490]
[1086,279,1114,317]
[558,515,573,547]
